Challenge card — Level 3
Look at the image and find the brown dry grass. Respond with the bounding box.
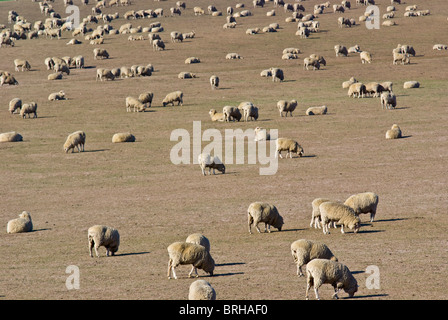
[1,0,448,300]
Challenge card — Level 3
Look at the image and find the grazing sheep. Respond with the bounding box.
[226,53,243,60]
[7,211,33,234]
[270,67,284,82]
[188,280,216,300]
[209,109,225,122]
[48,72,63,80]
[254,127,270,141]
[185,57,200,64]
[186,233,211,252]
[276,138,304,158]
[260,69,272,78]
[48,90,66,101]
[365,82,385,97]
[303,57,320,71]
[380,81,393,92]
[138,92,153,106]
[344,192,379,222]
[403,81,419,89]
[319,201,361,234]
[348,83,366,98]
[198,153,225,175]
[386,124,402,140]
[210,75,219,89]
[112,132,135,143]
[222,106,242,122]
[194,7,205,15]
[170,31,184,42]
[162,91,183,107]
[334,45,348,57]
[88,225,120,257]
[178,72,197,79]
[247,202,284,234]
[348,45,361,54]
[306,106,327,115]
[167,242,215,279]
[277,99,298,117]
[9,98,22,114]
[380,91,397,109]
[74,55,84,69]
[1,74,19,85]
[342,77,357,89]
[126,96,147,112]
[54,63,70,75]
[14,59,31,72]
[291,239,338,277]
[360,51,372,64]
[238,102,259,121]
[93,48,109,59]
[393,52,410,65]
[20,102,38,119]
[64,131,86,153]
[305,259,358,300]
[310,198,331,228]
[96,68,115,81]
[0,131,23,143]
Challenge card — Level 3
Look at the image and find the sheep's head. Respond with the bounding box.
[294,143,304,157]
[216,163,225,174]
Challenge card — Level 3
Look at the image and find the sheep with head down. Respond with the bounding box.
[9,98,22,114]
[247,202,284,234]
[20,102,38,119]
[167,241,215,279]
[319,201,361,234]
[344,192,379,222]
[64,131,86,153]
[198,153,225,176]
[162,91,183,107]
[189,280,216,300]
[88,225,120,257]
[291,239,338,277]
[276,138,303,158]
[277,99,297,117]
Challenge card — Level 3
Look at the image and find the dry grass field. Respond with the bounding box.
[1,0,448,301]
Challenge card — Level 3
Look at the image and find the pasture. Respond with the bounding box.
[1,0,447,300]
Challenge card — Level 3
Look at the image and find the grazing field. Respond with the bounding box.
[1,0,448,301]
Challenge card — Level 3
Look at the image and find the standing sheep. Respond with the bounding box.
[291,239,338,277]
[247,202,284,234]
[188,280,216,300]
[210,75,219,89]
[7,211,33,234]
[9,98,22,114]
[93,48,109,59]
[223,106,242,122]
[380,91,397,109]
[276,138,304,158]
[360,51,372,64]
[385,124,402,140]
[88,225,120,257]
[126,96,147,112]
[277,99,298,117]
[305,259,358,300]
[198,153,225,176]
[238,102,259,121]
[348,83,366,98]
[319,201,361,234]
[186,233,211,252]
[20,102,38,119]
[167,242,215,279]
[64,131,86,153]
[310,198,331,228]
[270,67,284,82]
[14,59,31,71]
[162,91,183,107]
[344,192,379,222]
[334,45,348,57]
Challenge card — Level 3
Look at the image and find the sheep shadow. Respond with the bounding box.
[115,251,150,257]
[30,228,52,232]
[357,229,385,234]
[83,149,110,153]
[216,262,245,267]
[400,135,413,139]
[374,218,407,223]
[212,272,245,277]
[282,228,306,232]
[350,294,389,299]
[301,155,317,159]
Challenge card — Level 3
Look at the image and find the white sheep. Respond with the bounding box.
[276,138,304,158]
[48,90,66,101]
[238,102,259,121]
[209,109,225,122]
[319,201,361,234]
[9,98,22,114]
[198,153,225,176]
[126,96,147,112]
[185,57,200,64]
[334,45,348,57]
[247,202,284,234]
[162,91,183,107]
[283,48,301,55]
[14,59,31,71]
[277,99,297,117]
[310,198,331,228]
[305,259,358,300]
[188,280,216,300]
[393,52,410,65]
[291,239,338,277]
[93,48,109,59]
[306,106,327,115]
[226,53,243,60]
[403,81,420,89]
[348,82,366,98]
[7,211,33,233]
[186,233,211,252]
[0,131,23,143]
[260,69,272,78]
[112,132,135,143]
[20,102,38,119]
[210,75,219,90]
[222,106,242,122]
[178,72,197,79]
[138,92,153,106]
[270,67,284,82]
[303,57,320,71]
[344,192,379,222]
[170,31,184,42]
[167,241,215,279]
[433,44,448,51]
[360,51,372,64]
[380,91,397,109]
[64,131,86,153]
[342,77,357,89]
[88,225,120,257]
[96,68,115,81]
[385,124,402,140]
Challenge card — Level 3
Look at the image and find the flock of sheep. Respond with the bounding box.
[1,0,445,300]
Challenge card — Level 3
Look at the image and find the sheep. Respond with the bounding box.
[20,102,38,119]
[210,75,219,89]
[126,96,147,112]
[276,138,304,158]
[194,7,205,15]
[360,51,372,64]
[306,105,327,116]
[348,83,366,98]
[112,132,136,143]
[223,22,237,29]
[167,242,215,279]
[260,69,272,78]
[54,63,70,75]
[74,55,84,69]
[291,239,338,277]
[338,17,351,28]
[198,153,225,176]
[93,48,109,59]
[1,74,19,85]
[319,201,361,234]
[393,52,410,65]
[96,68,115,81]
[47,72,63,81]
[348,45,361,54]
[403,81,420,89]
[310,198,331,228]
[270,67,284,82]
[223,106,242,122]
[380,91,397,109]
[178,72,197,79]
[277,99,298,117]
[138,92,153,106]
[382,20,396,27]
[433,44,448,50]
[7,211,33,234]
[88,225,120,257]
[209,109,225,122]
[226,53,243,60]
[334,45,348,57]
[245,27,259,35]
[9,98,22,114]
[305,259,358,300]
[170,31,184,42]
[44,57,55,70]
[0,131,23,143]
[380,81,393,92]
[303,57,320,71]
[254,127,270,141]
[48,90,66,101]
[247,202,284,234]
[365,82,385,97]
[14,59,31,72]
[282,53,299,60]
[283,48,300,55]
[238,102,259,121]
[188,280,216,300]
[185,57,200,64]
[162,91,183,107]
[186,233,211,252]
[386,124,402,140]
[66,38,81,45]
[344,192,379,222]
[64,131,86,153]
[342,77,357,89]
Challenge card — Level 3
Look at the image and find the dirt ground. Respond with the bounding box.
[0,0,447,301]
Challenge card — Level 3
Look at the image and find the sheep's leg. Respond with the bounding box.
[94,245,100,258]
[340,225,345,234]
[255,222,262,233]
[314,287,321,300]
[248,214,253,234]
[370,212,375,222]
[332,287,341,299]
[89,239,94,257]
